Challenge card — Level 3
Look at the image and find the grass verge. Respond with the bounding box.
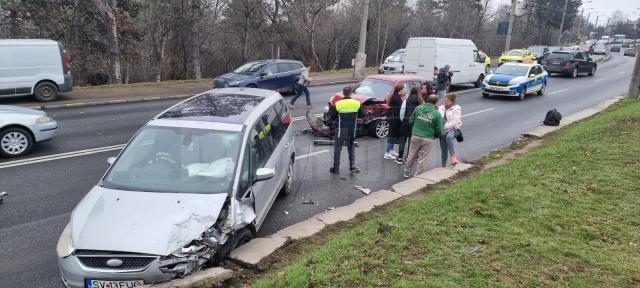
[245,98,640,287]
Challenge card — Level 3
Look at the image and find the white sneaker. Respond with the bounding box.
[383,153,396,160]
[391,151,399,157]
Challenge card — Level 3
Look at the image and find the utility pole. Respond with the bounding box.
[584,13,591,36]
[574,8,584,43]
[629,44,640,99]
[504,0,517,52]
[354,0,369,79]
[557,0,569,45]
[593,15,599,37]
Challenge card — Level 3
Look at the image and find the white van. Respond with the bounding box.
[404,37,486,87]
[0,39,72,102]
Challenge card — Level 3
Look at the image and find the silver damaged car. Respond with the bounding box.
[57,88,296,287]
[0,105,57,157]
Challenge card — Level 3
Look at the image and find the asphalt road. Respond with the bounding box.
[0,53,635,287]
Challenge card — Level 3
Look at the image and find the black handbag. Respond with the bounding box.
[454,128,463,142]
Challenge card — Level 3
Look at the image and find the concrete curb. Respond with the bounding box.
[523,96,624,138]
[148,267,234,288]
[28,79,359,111]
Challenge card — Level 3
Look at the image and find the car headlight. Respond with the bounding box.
[509,80,519,86]
[229,81,241,86]
[56,223,74,258]
[36,116,53,123]
[483,77,490,84]
[324,105,330,113]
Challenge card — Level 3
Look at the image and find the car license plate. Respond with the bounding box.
[86,279,144,288]
[489,85,507,91]
[553,61,561,65]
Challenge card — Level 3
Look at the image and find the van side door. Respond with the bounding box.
[0,46,16,97]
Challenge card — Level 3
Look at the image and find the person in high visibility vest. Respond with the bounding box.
[329,86,364,175]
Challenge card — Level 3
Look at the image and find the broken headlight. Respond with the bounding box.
[158,227,226,276]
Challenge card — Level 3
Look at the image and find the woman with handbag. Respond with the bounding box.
[438,93,462,167]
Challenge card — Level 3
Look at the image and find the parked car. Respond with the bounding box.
[542,50,597,78]
[478,51,491,74]
[481,63,548,100]
[404,37,486,87]
[528,45,550,62]
[498,49,535,65]
[213,59,304,94]
[57,88,296,287]
[379,50,406,74]
[323,74,424,138]
[0,39,73,102]
[0,105,57,157]
[624,48,637,57]
[610,46,621,52]
[384,48,405,63]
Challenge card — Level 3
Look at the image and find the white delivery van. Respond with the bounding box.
[404,37,486,87]
[0,39,73,102]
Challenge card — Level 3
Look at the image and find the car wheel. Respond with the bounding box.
[474,74,484,88]
[370,119,389,138]
[34,81,59,102]
[0,127,33,158]
[280,160,295,196]
[482,92,490,98]
[537,82,546,96]
[571,67,578,78]
[211,227,253,265]
[519,87,527,101]
[588,66,596,76]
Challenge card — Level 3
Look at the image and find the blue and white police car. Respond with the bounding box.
[481,63,548,100]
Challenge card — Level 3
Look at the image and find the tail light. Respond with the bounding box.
[542,59,548,65]
[564,62,572,68]
[282,112,291,125]
[63,50,71,71]
[433,66,438,76]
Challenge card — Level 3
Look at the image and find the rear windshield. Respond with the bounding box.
[548,52,571,60]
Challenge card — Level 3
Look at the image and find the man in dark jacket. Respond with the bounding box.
[329,86,365,174]
[436,65,452,100]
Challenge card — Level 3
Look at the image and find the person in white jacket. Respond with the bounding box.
[438,93,462,167]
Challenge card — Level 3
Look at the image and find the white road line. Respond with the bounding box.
[462,107,495,118]
[548,88,569,95]
[295,149,329,160]
[595,77,607,82]
[0,144,125,169]
[292,113,323,122]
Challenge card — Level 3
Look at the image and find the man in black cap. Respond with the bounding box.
[329,86,364,174]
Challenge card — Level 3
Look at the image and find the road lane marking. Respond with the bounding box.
[548,89,569,95]
[292,113,323,122]
[462,107,495,118]
[0,144,125,169]
[595,77,607,82]
[295,149,329,160]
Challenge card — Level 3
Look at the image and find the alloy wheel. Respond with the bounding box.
[1,132,28,155]
[376,120,390,138]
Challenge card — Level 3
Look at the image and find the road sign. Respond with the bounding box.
[497,22,509,35]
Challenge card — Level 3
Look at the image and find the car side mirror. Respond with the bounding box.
[260,72,268,77]
[107,157,116,165]
[529,74,536,78]
[254,168,275,182]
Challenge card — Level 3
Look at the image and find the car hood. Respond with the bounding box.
[71,186,227,256]
[330,92,386,105]
[215,73,253,83]
[499,55,522,61]
[0,105,45,116]
[487,74,522,83]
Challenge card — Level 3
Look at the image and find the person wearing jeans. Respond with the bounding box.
[436,65,452,101]
[396,86,423,164]
[290,63,312,110]
[438,93,462,167]
[403,94,444,178]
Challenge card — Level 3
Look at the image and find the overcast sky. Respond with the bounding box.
[493,0,639,25]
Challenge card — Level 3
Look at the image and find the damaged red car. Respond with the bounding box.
[323,74,425,138]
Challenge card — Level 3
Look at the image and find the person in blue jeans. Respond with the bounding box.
[289,63,312,110]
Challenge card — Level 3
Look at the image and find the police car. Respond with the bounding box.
[481,63,548,100]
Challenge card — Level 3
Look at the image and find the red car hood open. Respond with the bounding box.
[330,93,386,105]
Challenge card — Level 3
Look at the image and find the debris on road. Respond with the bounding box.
[302,200,315,205]
[355,186,371,195]
[284,210,289,215]
[0,191,7,203]
[468,246,482,254]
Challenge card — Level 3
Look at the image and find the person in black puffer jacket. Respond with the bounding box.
[384,84,406,160]
[395,86,424,164]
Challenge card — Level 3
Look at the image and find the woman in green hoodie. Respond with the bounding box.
[403,94,444,178]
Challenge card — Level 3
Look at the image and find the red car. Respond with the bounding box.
[323,74,425,138]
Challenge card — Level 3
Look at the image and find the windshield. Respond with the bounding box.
[102,126,241,194]
[505,50,523,56]
[234,62,265,75]
[495,65,529,76]
[353,79,395,97]
[388,53,404,62]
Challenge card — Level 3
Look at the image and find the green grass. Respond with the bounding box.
[247,99,640,288]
